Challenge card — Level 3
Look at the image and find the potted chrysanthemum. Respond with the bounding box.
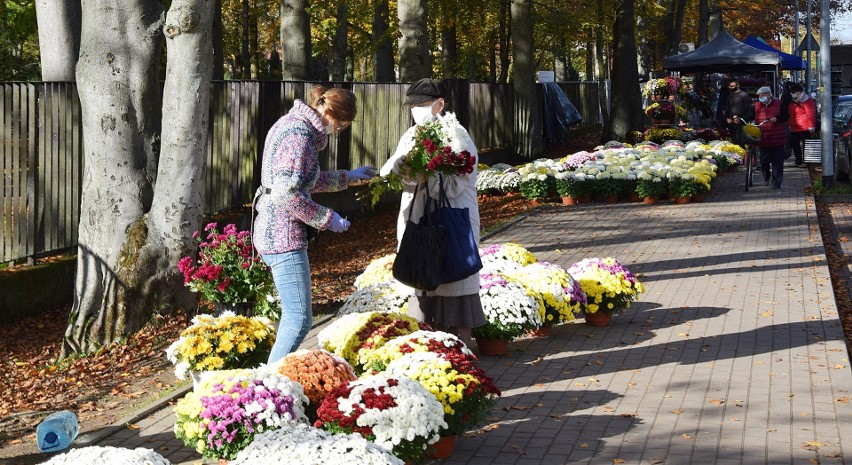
[384,352,500,448]
[173,369,309,461]
[473,272,544,354]
[177,222,278,318]
[568,257,645,326]
[336,281,412,316]
[314,375,447,463]
[39,446,170,465]
[360,330,474,373]
[269,349,357,421]
[166,311,275,384]
[506,261,586,335]
[316,311,428,373]
[231,423,404,464]
[478,243,537,273]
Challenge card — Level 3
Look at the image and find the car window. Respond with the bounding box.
[834,101,852,121]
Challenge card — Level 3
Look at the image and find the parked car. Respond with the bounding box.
[831,95,852,181]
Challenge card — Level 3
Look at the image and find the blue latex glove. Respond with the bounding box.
[328,212,350,233]
[347,166,377,182]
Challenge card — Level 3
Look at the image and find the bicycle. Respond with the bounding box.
[740,119,770,192]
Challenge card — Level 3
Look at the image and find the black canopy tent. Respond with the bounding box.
[662,29,781,73]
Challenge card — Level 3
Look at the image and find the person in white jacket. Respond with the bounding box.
[379,78,485,348]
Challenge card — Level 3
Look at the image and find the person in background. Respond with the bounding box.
[753,86,788,189]
[787,82,817,168]
[379,78,485,349]
[253,85,376,363]
[725,77,755,146]
[779,81,793,160]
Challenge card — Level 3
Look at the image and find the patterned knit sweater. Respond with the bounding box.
[253,100,350,254]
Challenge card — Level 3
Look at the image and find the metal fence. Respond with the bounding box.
[1,80,600,264]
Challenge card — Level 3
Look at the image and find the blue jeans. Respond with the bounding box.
[262,250,312,363]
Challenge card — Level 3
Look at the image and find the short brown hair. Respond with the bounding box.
[310,86,357,123]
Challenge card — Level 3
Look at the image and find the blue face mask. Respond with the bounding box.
[759,96,769,104]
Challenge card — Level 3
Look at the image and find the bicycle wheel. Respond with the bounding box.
[744,145,752,192]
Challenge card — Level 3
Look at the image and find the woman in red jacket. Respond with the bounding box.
[753,87,789,189]
[787,82,817,167]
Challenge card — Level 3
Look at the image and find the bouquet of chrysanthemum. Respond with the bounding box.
[384,352,499,435]
[479,243,537,273]
[353,254,397,288]
[568,257,645,316]
[317,311,428,372]
[337,282,412,316]
[165,311,275,380]
[314,376,447,462]
[231,423,404,465]
[361,330,474,373]
[473,272,544,341]
[399,113,476,179]
[506,262,586,324]
[173,370,308,460]
[39,446,171,465]
[270,349,356,420]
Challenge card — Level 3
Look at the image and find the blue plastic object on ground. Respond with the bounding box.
[36,410,78,452]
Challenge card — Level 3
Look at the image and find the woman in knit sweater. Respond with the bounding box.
[253,86,375,363]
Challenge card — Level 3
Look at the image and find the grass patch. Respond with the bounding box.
[812,178,852,195]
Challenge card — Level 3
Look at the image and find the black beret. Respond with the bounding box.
[404,78,444,105]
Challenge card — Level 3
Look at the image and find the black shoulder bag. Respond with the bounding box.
[392,183,445,291]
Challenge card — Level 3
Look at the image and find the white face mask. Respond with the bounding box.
[759,96,769,104]
[793,92,802,102]
[411,104,435,125]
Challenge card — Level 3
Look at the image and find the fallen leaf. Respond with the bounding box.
[579,443,589,448]
[670,409,684,414]
[125,423,140,430]
[802,441,823,451]
[681,433,693,439]
[709,399,725,405]
[836,397,850,403]
[613,459,625,464]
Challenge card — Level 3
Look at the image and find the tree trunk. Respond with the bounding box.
[510,0,541,159]
[397,0,429,81]
[596,0,610,137]
[441,13,457,77]
[240,0,250,78]
[65,0,165,356]
[698,0,708,45]
[497,0,509,83]
[329,2,347,81]
[146,0,215,316]
[372,0,394,81]
[608,0,642,141]
[585,40,594,80]
[635,6,650,79]
[281,0,312,80]
[212,0,224,79]
[35,0,81,81]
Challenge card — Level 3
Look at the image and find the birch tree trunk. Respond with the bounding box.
[510,0,541,159]
[35,0,81,81]
[281,0,311,80]
[373,0,395,82]
[64,0,214,356]
[397,0,429,81]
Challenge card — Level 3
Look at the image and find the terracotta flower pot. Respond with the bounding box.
[603,194,619,203]
[562,196,577,206]
[642,196,659,205]
[475,338,509,356]
[584,311,612,326]
[692,193,705,203]
[528,323,553,338]
[427,434,457,459]
[674,196,690,204]
[218,458,230,465]
[629,193,642,202]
